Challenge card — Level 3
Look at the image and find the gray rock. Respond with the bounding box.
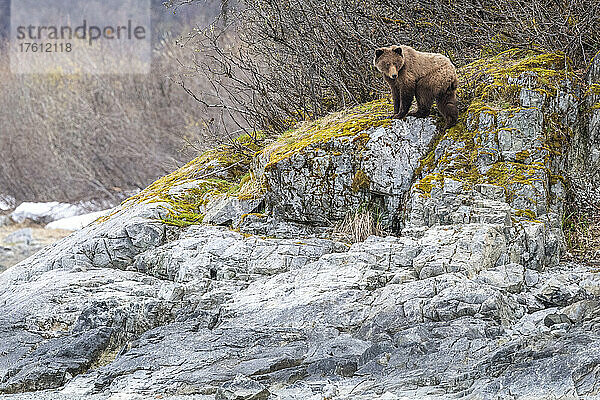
[1,203,599,400]
[215,376,270,400]
[0,227,72,273]
[133,224,345,283]
[510,308,555,336]
[0,194,16,211]
[203,196,263,227]
[407,179,515,230]
[238,214,332,239]
[524,268,540,287]
[0,215,14,228]
[496,107,544,162]
[536,275,584,307]
[0,202,172,393]
[264,118,437,228]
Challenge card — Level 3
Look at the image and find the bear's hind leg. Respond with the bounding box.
[437,91,459,128]
[408,85,434,118]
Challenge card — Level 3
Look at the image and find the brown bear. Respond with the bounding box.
[374,45,459,127]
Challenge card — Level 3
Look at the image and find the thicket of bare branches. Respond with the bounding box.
[0,39,224,203]
[4,0,596,203]
[175,0,600,136]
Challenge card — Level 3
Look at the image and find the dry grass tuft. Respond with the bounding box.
[334,206,388,244]
[563,212,600,265]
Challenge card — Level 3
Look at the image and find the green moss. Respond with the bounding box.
[414,160,545,203]
[515,150,531,162]
[446,121,475,142]
[415,129,446,178]
[465,100,501,118]
[96,132,268,227]
[352,170,371,193]
[542,113,571,157]
[159,179,240,227]
[410,49,573,209]
[414,173,445,197]
[514,209,538,221]
[264,99,392,167]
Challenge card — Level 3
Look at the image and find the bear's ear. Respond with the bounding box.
[375,49,384,60]
[393,47,403,55]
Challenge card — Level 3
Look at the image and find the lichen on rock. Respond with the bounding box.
[407,49,578,234]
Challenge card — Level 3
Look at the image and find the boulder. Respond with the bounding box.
[0,194,16,211]
[264,118,438,228]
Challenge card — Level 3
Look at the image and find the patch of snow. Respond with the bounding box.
[46,209,112,231]
[11,202,85,224]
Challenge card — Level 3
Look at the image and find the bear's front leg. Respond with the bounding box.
[394,93,413,119]
[391,85,401,116]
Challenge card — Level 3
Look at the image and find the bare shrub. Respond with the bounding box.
[172,0,599,137]
[0,36,228,203]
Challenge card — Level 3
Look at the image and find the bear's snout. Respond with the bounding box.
[390,73,398,79]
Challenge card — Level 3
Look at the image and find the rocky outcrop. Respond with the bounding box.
[264,118,437,228]
[1,50,600,399]
[2,207,600,399]
[405,52,578,232]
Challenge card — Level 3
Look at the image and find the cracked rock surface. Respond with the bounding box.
[2,203,600,399]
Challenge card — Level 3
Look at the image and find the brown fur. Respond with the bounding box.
[374,45,458,128]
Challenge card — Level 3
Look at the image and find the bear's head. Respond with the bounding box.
[373,46,404,80]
